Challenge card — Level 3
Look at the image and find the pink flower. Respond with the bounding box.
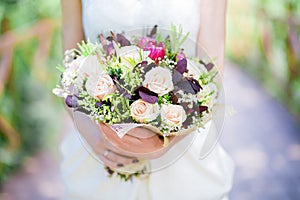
[139,37,165,63]
[176,50,186,61]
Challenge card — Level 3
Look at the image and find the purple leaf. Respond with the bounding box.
[200,60,214,71]
[117,33,131,46]
[124,94,132,99]
[172,70,182,84]
[106,36,113,41]
[110,31,118,43]
[144,63,157,74]
[139,91,158,104]
[206,63,214,71]
[107,42,115,57]
[186,108,194,115]
[95,101,104,108]
[99,34,108,51]
[136,87,158,104]
[170,92,179,104]
[65,95,78,108]
[188,78,202,93]
[177,79,196,94]
[148,25,158,38]
[175,58,187,74]
[199,105,208,113]
[140,61,148,68]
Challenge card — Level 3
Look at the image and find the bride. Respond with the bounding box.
[60,0,234,199]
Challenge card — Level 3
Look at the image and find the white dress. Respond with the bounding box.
[61,0,235,199]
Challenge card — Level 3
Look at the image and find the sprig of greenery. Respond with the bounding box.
[56,64,65,73]
[169,24,190,53]
[199,70,218,85]
[158,94,173,105]
[105,166,148,182]
[77,40,96,56]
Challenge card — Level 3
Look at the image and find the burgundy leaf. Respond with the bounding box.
[107,42,115,57]
[99,34,108,51]
[170,92,179,104]
[135,87,158,104]
[139,91,158,104]
[200,60,214,71]
[199,105,208,113]
[117,33,131,47]
[106,36,113,41]
[172,70,182,84]
[148,25,158,38]
[110,31,118,43]
[177,79,196,94]
[124,94,132,99]
[186,108,194,115]
[187,77,202,93]
[144,63,157,74]
[95,101,104,108]
[65,95,78,108]
[206,63,214,71]
[175,58,187,74]
[140,61,148,68]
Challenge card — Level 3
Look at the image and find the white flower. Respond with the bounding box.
[143,67,174,96]
[130,99,160,123]
[117,46,150,68]
[61,56,84,89]
[161,104,187,127]
[77,55,105,78]
[61,55,105,93]
[85,74,116,100]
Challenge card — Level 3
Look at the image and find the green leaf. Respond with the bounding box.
[56,64,65,73]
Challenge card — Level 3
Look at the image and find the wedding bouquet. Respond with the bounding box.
[53,25,218,180]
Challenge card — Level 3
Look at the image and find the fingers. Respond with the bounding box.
[99,149,139,169]
[126,127,157,138]
[93,137,138,169]
[98,123,165,154]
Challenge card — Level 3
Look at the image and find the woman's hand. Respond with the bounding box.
[73,110,184,169]
[73,111,139,169]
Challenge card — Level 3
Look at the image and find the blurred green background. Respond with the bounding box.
[0,0,63,187]
[226,0,300,117]
[0,0,299,189]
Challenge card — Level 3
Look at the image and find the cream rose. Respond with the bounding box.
[85,74,116,100]
[143,67,174,96]
[130,99,159,123]
[161,104,187,127]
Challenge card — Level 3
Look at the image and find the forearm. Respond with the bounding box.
[61,0,85,51]
[198,0,227,75]
[61,0,84,117]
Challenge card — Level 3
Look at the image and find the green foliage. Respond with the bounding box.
[0,0,62,186]
[226,0,300,119]
[169,24,190,53]
[77,41,96,57]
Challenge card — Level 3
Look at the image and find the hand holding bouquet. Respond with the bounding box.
[53,25,218,180]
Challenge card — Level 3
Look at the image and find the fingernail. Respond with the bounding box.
[117,163,124,167]
[132,159,139,163]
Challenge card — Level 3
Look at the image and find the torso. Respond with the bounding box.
[81,0,200,43]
